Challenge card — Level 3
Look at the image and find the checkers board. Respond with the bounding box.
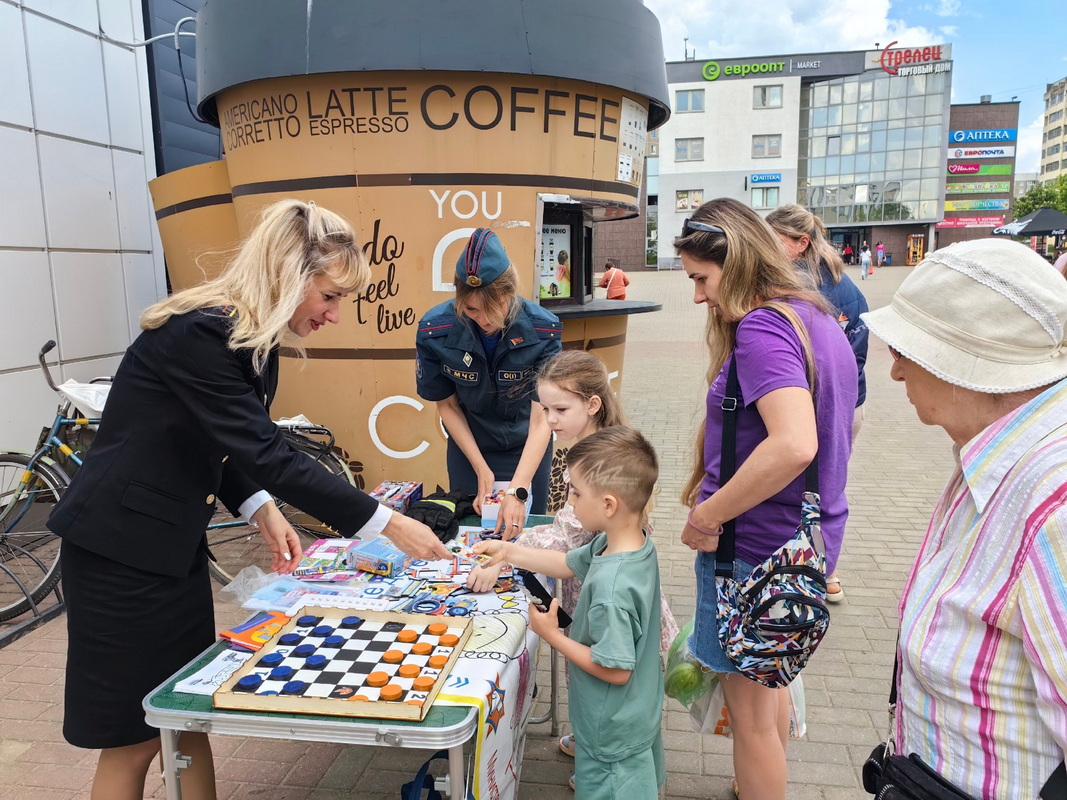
[213,607,472,721]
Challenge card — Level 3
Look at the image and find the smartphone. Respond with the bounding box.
[515,569,572,628]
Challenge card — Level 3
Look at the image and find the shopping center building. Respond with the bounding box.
[654,43,986,267]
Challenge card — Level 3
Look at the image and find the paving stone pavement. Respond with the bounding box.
[0,264,957,799]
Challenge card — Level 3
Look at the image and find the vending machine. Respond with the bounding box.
[906,234,926,266]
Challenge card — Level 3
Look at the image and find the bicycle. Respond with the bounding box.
[0,341,103,622]
[1,342,360,618]
[204,423,356,585]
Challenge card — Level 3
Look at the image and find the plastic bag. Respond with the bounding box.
[664,619,715,708]
[217,566,301,608]
[689,673,807,739]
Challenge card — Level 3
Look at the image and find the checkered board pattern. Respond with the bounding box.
[214,607,472,721]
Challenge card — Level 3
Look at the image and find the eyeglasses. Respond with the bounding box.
[682,218,726,238]
[888,346,902,361]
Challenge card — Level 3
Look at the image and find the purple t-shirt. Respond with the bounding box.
[699,302,858,573]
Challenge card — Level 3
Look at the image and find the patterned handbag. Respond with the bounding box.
[713,356,830,689]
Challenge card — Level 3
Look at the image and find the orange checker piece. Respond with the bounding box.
[366,671,390,687]
[427,655,449,670]
[348,695,370,702]
[397,629,418,643]
[439,633,460,648]
[405,699,424,708]
[398,664,421,679]
[411,642,433,656]
[427,623,448,637]
[380,684,404,701]
[382,649,405,664]
[412,676,435,692]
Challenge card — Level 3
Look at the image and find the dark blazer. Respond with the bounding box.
[48,307,379,577]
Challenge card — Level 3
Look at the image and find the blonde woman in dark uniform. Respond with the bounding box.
[49,200,449,799]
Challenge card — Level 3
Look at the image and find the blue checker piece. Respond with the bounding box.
[341,616,363,628]
[281,680,308,695]
[297,615,321,626]
[236,675,263,691]
[278,633,302,646]
[305,654,328,669]
[269,666,294,680]
[293,644,316,658]
[260,652,284,666]
[311,625,334,637]
[323,635,345,647]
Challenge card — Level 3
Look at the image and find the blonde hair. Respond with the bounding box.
[141,200,368,372]
[674,197,829,506]
[453,265,521,332]
[765,204,846,287]
[538,351,627,430]
[566,426,658,515]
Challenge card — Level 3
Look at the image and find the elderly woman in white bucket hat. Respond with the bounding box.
[861,238,1067,799]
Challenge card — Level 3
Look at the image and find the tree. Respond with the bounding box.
[1013,174,1067,219]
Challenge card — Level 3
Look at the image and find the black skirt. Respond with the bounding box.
[61,540,215,749]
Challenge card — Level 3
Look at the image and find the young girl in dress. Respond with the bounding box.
[466,350,679,757]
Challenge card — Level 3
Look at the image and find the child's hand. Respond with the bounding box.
[466,562,504,593]
[527,597,561,640]
[471,539,508,566]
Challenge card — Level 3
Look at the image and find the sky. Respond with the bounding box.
[644,0,1065,174]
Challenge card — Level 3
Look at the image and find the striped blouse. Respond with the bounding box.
[896,378,1067,799]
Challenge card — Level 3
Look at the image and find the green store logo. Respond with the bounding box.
[703,59,785,81]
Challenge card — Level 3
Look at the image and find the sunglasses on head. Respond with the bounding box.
[889,346,902,361]
[681,218,726,238]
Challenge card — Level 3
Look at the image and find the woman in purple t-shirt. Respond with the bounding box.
[675,198,857,800]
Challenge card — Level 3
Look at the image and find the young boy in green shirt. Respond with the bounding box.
[475,426,665,799]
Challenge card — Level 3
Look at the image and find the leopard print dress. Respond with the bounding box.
[518,469,680,654]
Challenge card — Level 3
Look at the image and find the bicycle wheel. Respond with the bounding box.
[205,436,354,585]
[0,453,68,621]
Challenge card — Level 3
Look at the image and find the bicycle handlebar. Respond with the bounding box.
[38,341,59,392]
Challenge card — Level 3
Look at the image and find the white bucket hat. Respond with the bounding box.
[861,238,1067,393]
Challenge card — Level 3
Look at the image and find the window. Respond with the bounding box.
[1048,144,1062,157]
[676,89,705,113]
[675,189,704,212]
[752,134,781,158]
[753,85,783,109]
[1047,110,1064,125]
[675,137,704,161]
[751,187,780,209]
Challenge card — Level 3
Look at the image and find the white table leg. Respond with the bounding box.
[448,743,465,799]
[159,728,184,800]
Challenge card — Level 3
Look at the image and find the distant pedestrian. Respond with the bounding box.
[598,262,630,300]
[1055,247,1067,277]
[875,241,885,267]
[859,246,872,280]
[842,242,854,265]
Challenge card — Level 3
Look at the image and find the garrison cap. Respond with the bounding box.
[457,228,510,287]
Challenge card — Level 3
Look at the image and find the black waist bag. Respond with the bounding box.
[863,744,975,799]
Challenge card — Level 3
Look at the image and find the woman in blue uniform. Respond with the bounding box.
[416,229,562,535]
[49,200,449,800]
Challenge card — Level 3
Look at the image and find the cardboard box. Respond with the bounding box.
[369,480,423,513]
[481,481,533,528]
[345,537,412,577]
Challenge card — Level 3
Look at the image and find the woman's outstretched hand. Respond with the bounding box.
[382,511,452,560]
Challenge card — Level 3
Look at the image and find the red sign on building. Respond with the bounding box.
[879,41,946,75]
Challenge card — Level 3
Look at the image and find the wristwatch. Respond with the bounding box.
[504,486,529,502]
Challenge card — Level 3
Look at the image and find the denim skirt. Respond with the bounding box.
[689,553,757,675]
